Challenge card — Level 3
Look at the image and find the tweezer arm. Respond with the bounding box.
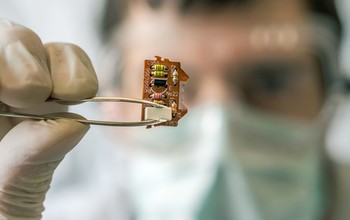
[0,97,168,127]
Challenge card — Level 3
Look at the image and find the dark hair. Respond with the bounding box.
[101,0,343,42]
[309,0,342,39]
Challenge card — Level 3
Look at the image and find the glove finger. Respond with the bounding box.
[0,102,14,141]
[45,43,99,101]
[0,114,89,167]
[7,102,68,127]
[0,114,89,218]
[1,101,69,141]
[0,117,13,141]
[0,20,52,108]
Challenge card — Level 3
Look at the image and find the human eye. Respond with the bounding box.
[231,59,323,118]
[244,62,297,95]
[237,61,301,100]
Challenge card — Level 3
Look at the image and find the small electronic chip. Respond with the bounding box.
[142,56,189,128]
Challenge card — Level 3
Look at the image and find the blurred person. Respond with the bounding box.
[0,0,349,220]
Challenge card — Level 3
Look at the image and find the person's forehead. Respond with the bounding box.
[179,8,309,66]
[122,0,311,70]
[119,0,316,100]
[122,0,307,43]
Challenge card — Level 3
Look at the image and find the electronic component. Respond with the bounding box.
[151,79,168,88]
[172,69,179,86]
[151,64,169,71]
[142,56,189,128]
[150,93,166,100]
[151,71,168,77]
[153,100,166,106]
[144,107,172,121]
[170,100,178,118]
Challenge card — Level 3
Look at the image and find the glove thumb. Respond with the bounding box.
[0,115,89,219]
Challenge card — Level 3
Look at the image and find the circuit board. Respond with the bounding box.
[142,56,189,128]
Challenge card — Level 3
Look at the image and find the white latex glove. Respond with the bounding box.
[0,20,98,219]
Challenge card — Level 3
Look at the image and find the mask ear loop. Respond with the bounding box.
[0,97,169,127]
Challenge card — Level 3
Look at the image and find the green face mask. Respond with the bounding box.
[126,103,227,220]
[122,94,340,220]
[199,98,339,220]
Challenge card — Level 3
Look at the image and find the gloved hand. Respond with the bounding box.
[0,20,98,219]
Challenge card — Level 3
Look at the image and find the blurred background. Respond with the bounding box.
[0,0,350,219]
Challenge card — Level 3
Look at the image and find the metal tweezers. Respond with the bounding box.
[0,97,167,127]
